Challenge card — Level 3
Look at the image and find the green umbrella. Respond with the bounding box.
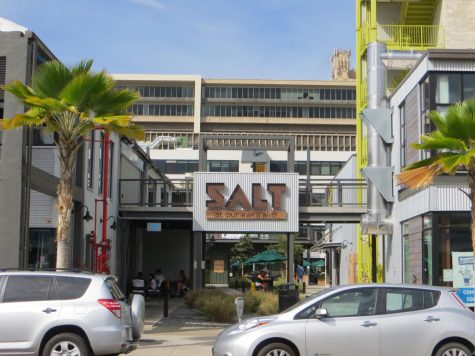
[303,259,325,267]
[246,249,286,264]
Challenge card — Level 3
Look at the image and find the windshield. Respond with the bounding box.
[281,287,334,313]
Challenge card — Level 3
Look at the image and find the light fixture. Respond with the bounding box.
[100,216,117,230]
[75,204,93,222]
[342,240,353,249]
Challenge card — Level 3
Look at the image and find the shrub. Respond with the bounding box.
[229,276,251,290]
[257,292,279,315]
[201,294,237,323]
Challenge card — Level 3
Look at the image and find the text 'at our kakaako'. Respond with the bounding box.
[193,172,299,232]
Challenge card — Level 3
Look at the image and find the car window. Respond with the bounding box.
[3,276,54,303]
[295,288,378,319]
[385,288,438,313]
[105,278,125,301]
[55,276,91,300]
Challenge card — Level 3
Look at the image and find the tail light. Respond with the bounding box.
[98,299,122,318]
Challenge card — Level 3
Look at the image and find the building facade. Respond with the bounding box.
[114,68,358,286]
[356,0,475,284]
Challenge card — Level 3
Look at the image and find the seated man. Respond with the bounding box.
[132,272,146,296]
[255,270,270,291]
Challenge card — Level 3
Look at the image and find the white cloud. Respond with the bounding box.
[131,0,164,11]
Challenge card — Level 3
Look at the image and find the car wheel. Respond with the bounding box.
[42,332,89,356]
[257,342,295,356]
[435,342,472,356]
[130,293,145,340]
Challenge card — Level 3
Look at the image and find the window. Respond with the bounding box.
[87,132,94,189]
[108,140,114,199]
[400,103,406,168]
[3,276,54,302]
[208,160,239,172]
[98,132,105,194]
[29,229,56,269]
[385,288,438,313]
[270,161,287,172]
[294,288,378,319]
[320,288,378,317]
[56,277,91,300]
[435,74,461,104]
[32,128,55,146]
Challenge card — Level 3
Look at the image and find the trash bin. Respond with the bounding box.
[278,283,299,312]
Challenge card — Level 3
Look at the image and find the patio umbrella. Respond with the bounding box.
[303,259,325,267]
[246,249,286,264]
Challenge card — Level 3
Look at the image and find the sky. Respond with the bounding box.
[1,0,356,80]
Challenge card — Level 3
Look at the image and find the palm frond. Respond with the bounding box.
[69,59,94,77]
[31,61,72,98]
[396,165,442,189]
[2,80,35,101]
[1,113,46,129]
[412,131,467,151]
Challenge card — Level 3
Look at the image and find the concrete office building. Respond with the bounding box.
[114,52,359,286]
[356,0,475,284]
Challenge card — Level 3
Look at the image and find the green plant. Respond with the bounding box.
[256,293,278,315]
[201,294,236,323]
[229,276,251,290]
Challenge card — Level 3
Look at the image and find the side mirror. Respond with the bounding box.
[314,308,328,319]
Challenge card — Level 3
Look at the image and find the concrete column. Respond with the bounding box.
[192,231,203,288]
[287,233,294,283]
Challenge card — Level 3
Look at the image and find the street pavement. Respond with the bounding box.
[133,295,229,356]
[133,285,326,356]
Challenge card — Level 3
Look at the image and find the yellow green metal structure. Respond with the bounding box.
[355,0,443,283]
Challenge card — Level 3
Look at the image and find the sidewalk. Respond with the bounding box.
[133,293,231,356]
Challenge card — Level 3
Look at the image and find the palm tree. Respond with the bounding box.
[1,59,143,269]
[396,98,475,253]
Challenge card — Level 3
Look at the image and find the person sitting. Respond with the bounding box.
[155,268,167,297]
[146,273,159,298]
[255,270,270,291]
[132,272,146,296]
[177,270,189,296]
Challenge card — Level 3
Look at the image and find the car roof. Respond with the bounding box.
[0,270,111,280]
[332,283,454,292]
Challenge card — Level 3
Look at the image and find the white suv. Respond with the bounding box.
[0,271,144,356]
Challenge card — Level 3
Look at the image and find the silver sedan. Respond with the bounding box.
[213,284,475,356]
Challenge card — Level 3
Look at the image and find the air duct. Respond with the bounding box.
[360,42,393,235]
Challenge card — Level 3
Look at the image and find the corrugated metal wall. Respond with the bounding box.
[32,148,56,175]
[29,190,55,228]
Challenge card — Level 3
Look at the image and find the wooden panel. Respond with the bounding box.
[405,86,420,165]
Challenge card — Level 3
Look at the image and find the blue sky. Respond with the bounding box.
[2,0,355,80]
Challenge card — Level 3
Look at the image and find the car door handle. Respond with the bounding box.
[424,316,440,323]
[42,308,57,314]
[360,321,377,327]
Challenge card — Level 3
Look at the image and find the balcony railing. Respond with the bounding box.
[119,178,367,208]
[377,25,445,50]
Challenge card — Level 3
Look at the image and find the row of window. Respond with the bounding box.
[295,287,439,319]
[204,87,356,101]
[128,104,194,116]
[202,105,356,119]
[0,275,91,302]
[117,85,194,98]
[153,159,344,175]
[271,161,345,176]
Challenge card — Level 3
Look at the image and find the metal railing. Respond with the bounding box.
[377,25,445,50]
[119,178,367,208]
[143,131,356,152]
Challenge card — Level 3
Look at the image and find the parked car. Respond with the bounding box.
[0,270,144,356]
[213,284,475,356]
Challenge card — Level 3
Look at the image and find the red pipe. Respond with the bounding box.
[100,131,110,273]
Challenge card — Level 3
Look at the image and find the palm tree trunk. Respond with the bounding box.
[56,139,77,269]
